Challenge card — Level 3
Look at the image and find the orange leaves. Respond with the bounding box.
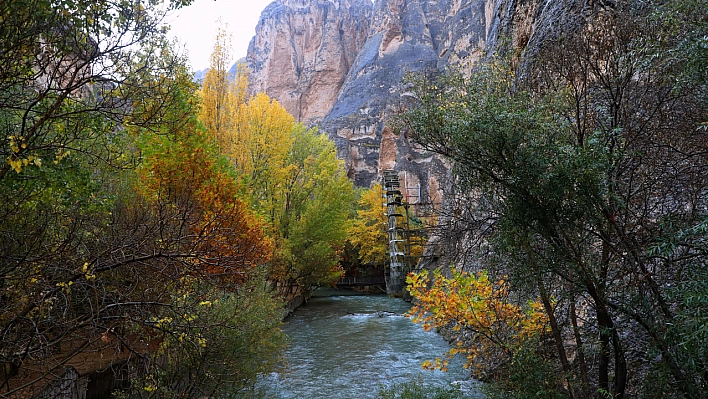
[422,357,449,372]
[190,172,272,281]
[406,269,548,377]
[137,104,271,284]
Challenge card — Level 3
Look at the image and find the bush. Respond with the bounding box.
[375,378,472,399]
[484,341,569,399]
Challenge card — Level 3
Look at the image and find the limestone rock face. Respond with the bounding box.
[246,0,586,202]
[246,0,372,125]
[320,0,497,199]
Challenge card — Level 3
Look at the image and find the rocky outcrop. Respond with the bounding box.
[320,0,497,198]
[246,0,372,125]
[246,0,591,201]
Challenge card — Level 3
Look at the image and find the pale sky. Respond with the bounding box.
[167,0,275,72]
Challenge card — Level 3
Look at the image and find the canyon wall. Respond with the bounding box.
[246,0,372,125]
[246,0,590,201]
[318,0,498,195]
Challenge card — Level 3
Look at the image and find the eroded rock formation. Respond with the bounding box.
[246,0,589,202]
[246,0,372,125]
[319,0,497,197]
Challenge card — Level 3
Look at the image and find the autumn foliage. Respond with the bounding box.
[349,184,388,265]
[137,120,271,282]
[406,269,547,378]
[198,35,354,292]
[0,3,286,396]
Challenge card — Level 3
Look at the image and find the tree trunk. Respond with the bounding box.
[570,298,590,399]
[591,288,626,399]
[538,278,574,398]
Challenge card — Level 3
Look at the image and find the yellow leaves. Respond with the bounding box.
[80,262,96,280]
[8,135,22,153]
[349,184,388,264]
[7,158,22,173]
[154,316,173,329]
[56,280,73,294]
[196,27,353,289]
[422,357,449,372]
[6,134,42,173]
[406,268,549,376]
[237,93,294,163]
[519,299,548,339]
[199,26,250,161]
[54,149,71,164]
[200,55,295,193]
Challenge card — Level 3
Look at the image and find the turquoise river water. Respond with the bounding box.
[255,293,483,398]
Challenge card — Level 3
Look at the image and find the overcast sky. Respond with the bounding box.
[167,0,274,72]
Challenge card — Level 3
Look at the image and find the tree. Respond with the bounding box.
[232,92,295,214]
[407,269,547,379]
[1,0,198,393]
[349,184,387,265]
[0,2,285,395]
[399,2,708,397]
[135,67,272,285]
[269,124,354,290]
[199,23,239,154]
[124,61,281,397]
[124,275,285,398]
[199,57,354,292]
[198,32,354,296]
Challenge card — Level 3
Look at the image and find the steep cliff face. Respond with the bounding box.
[246,0,372,125]
[246,0,584,198]
[414,0,620,272]
[320,0,497,196]
[321,0,436,190]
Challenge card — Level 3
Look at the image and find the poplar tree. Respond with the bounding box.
[199,24,236,154]
[198,35,355,295]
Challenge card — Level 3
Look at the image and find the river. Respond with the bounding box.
[255,292,483,398]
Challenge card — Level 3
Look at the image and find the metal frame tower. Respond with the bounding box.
[382,170,441,295]
[382,170,405,295]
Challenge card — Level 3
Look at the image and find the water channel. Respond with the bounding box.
[256,292,483,398]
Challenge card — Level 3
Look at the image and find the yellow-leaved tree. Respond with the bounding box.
[349,184,387,265]
[199,23,241,154]
[233,92,295,212]
[233,96,354,291]
[198,31,354,295]
[406,269,548,379]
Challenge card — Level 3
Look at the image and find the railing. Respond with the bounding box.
[336,276,386,286]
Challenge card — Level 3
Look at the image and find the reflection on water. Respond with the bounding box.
[256,294,481,399]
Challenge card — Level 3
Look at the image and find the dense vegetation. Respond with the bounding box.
[401,1,707,398]
[0,1,355,397]
[4,0,706,397]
